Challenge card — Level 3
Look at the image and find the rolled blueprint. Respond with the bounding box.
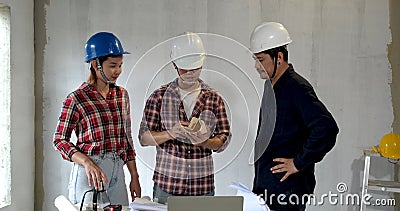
[54,195,78,211]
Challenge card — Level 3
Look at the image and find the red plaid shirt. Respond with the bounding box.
[53,82,136,162]
[139,78,231,195]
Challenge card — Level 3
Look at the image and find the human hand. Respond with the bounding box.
[130,176,141,200]
[185,125,211,145]
[82,158,109,190]
[167,121,188,140]
[270,158,299,182]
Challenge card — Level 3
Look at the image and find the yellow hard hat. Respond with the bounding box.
[372,133,400,159]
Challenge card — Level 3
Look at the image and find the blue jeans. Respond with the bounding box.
[153,184,215,204]
[68,152,129,206]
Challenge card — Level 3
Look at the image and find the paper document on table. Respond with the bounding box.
[129,197,167,211]
[229,182,270,211]
[229,182,254,193]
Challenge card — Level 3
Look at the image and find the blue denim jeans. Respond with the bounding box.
[153,184,215,204]
[68,152,129,206]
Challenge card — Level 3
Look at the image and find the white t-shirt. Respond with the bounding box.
[179,88,201,118]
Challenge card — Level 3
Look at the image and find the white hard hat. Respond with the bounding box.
[250,22,292,54]
[170,32,206,70]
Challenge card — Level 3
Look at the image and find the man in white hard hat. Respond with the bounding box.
[138,32,231,204]
[250,22,339,210]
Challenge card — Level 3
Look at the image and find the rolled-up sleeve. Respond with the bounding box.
[138,92,161,146]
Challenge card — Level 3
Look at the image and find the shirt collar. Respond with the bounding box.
[80,82,119,92]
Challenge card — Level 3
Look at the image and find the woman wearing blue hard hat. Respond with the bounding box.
[53,32,141,207]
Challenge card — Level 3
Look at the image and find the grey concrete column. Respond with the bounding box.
[389,0,400,210]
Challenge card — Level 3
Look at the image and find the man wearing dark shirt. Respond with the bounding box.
[250,22,339,211]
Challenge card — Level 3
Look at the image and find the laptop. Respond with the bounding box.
[167,196,243,211]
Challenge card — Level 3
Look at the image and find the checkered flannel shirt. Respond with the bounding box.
[139,78,231,195]
[53,82,136,162]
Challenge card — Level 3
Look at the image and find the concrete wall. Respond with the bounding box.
[33,0,397,211]
[0,0,35,211]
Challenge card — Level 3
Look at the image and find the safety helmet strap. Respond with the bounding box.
[96,58,113,84]
[263,49,279,79]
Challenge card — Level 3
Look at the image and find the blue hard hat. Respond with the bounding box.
[84,32,130,63]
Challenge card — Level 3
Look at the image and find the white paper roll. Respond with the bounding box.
[54,195,79,211]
